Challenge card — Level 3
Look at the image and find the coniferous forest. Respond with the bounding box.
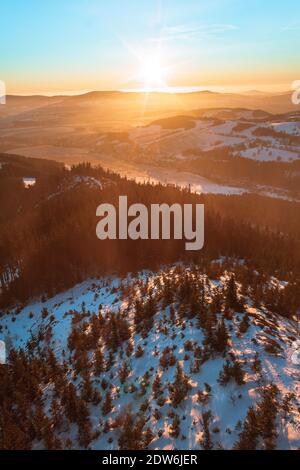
[2,0,300,457]
[0,154,300,450]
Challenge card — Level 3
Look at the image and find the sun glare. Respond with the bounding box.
[138,53,169,91]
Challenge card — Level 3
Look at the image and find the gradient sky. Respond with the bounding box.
[1,0,300,94]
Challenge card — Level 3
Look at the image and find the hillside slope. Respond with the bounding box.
[1,264,299,450]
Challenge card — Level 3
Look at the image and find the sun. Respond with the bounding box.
[138,53,169,91]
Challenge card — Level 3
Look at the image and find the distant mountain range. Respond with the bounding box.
[1,89,297,124]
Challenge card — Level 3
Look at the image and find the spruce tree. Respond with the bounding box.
[102,391,113,416]
[169,363,191,407]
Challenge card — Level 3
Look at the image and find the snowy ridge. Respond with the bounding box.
[1,264,299,450]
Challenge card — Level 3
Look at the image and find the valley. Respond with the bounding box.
[1,92,299,201]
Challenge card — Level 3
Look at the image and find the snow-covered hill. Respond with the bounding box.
[1,264,299,450]
[128,110,300,163]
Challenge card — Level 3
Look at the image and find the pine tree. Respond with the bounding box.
[116,312,131,342]
[135,345,144,358]
[225,274,240,310]
[143,427,155,449]
[238,314,250,334]
[118,412,148,450]
[76,396,90,427]
[234,406,258,450]
[78,420,93,449]
[126,340,134,357]
[200,411,213,450]
[106,315,120,351]
[102,391,113,416]
[152,373,162,400]
[232,358,246,386]
[140,371,151,396]
[218,357,245,386]
[281,392,295,419]
[169,363,191,407]
[256,384,279,450]
[170,305,176,324]
[119,361,130,384]
[169,414,181,438]
[251,352,262,378]
[214,318,230,354]
[81,375,93,402]
[94,348,104,376]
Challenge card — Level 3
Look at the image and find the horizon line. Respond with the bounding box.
[6,84,291,98]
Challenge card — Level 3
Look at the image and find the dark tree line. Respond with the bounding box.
[1,158,300,308]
